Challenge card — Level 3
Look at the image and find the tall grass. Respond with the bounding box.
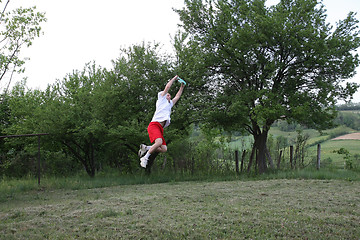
[1,168,359,203]
[259,168,360,181]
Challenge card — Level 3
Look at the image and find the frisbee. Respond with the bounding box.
[177,77,186,85]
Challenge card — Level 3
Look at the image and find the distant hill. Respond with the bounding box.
[336,102,360,111]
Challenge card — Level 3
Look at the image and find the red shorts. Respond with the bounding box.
[147,122,166,145]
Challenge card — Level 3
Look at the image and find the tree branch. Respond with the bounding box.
[0,0,10,22]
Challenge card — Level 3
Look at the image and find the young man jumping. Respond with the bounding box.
[138,75,186,168]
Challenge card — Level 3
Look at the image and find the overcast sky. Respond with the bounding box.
[5,0,360,102]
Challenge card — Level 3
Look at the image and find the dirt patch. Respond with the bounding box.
[332,132,360,140]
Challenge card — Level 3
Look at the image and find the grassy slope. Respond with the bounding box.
[0,179,359,239]
[229,125,360,167]
[308,139,360,167]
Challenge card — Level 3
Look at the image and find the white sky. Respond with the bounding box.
[5,0,360,102]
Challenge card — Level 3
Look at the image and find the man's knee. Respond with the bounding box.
[154,138,163,146]
[162,145,167,153]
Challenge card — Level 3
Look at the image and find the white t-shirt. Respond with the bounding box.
[151,91,174,128]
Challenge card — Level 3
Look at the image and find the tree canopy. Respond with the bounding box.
[175,0,360,172]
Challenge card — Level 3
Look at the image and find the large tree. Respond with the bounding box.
[175,0,360,173]
[0,0,46,96]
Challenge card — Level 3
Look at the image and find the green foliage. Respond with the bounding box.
[0,81,47,177]
[335,111,360,130]
[292,131,310,168]
[272,120,305,132]
[149,125,235,175]
[0,94,10,130]
[175,0,360,173]
[333,147,360,170]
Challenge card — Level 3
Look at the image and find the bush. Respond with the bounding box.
[42,151,82,177]
[0,149,36,178]
[333,148,360,170]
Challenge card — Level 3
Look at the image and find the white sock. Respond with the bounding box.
[144,152,151,159]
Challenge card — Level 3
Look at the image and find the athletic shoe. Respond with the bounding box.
[138,144,147,157]
[140,156,148,168]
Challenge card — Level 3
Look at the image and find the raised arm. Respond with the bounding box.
[161,75,178,96]
[172,82,185,106]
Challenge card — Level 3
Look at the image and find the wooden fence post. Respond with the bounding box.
[317,144,321,170]
[191,157,194,175]
[277,150,282,169]
[37,136,41,185]
[235,150,239,174]
[241,150,246,173]
[290,146,294,169]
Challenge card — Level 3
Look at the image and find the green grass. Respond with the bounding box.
[0,176,359,239]
[308,139,360,167]
[262,168,360,181]
[1,168,359,202]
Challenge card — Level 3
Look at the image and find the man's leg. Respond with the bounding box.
[149,140,167,154]
[140,138,167,168]
[143,138,165,159]
[138,141,167,162]
[145,144,167,174]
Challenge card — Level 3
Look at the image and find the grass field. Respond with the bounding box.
[1,122,359,239]
[0,178,359,239]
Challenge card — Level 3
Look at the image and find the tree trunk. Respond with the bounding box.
[253,131,268,174]
[62,139,96,178]
[84,136,96,178]
[235,150,239,174]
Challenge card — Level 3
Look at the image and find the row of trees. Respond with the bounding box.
[1,0,360,177]
[273,108,360,132]
[1,44,195,177]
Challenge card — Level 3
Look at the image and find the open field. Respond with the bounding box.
[0,179,359,239]
[333,132,360,140]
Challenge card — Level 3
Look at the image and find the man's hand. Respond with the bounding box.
[172,75,179,81]
[162,75,179,96]
[172,78,186,105]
